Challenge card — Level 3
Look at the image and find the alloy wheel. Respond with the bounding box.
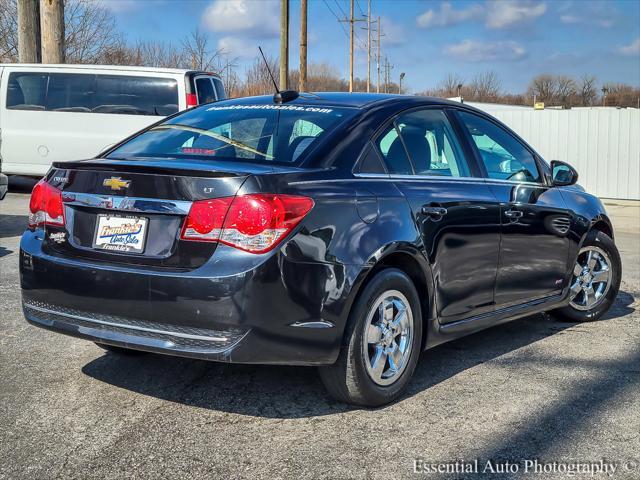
[362,290,414,386]
[569,246,612,311]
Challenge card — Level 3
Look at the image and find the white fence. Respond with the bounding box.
[468,104,640,200]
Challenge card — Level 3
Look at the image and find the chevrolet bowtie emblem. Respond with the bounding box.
[103,177,131,191]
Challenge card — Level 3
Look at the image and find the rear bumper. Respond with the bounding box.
[20,230,352,365]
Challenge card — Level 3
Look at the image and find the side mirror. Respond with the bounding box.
[551,160,578,187]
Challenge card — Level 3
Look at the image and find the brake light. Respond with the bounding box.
[186,93,198,108]
[180,194,314,253]
[28,179,65,229]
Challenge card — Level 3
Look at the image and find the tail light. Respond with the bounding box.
[181,194,314,254]
[186,93,198,108]
[28,179,65,229]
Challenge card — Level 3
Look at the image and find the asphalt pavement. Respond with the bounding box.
[1,184,638,480]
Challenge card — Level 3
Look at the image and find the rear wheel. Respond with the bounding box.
[95,343,148,355]
[319,268,422,407]
[553,230,621,322]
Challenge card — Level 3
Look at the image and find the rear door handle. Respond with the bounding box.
[504,209,523,219]
[422,205,448,217]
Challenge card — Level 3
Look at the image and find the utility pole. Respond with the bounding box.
[376,16,382,93]
[366,0,371,92]
[339,0,365,93]
[299,0,307,92]
[349,0,354,92]
[399,72,405,94]
[18,0,41,63]
[279,0,289,91]
[40,0,64,63]
[383,56,393,93]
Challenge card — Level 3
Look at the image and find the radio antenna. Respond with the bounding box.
[258,46,279,94]
[258,46,299,104]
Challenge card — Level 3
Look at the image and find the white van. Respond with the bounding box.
[0,64,226,176]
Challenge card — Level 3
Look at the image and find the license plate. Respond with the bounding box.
[93,215,148,253]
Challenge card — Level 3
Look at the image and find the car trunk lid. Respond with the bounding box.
[43,158,267,269]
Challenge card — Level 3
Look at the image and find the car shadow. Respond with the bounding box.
[0,214,28,239]
[81,291,635,419]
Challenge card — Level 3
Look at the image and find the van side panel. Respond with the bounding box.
[0,67,186,176]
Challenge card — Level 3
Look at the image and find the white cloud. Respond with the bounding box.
[202,0,278,37]
[618,38,640,56]
[417,1,547,30]
[485,0,547,29]
[445,40,527,62]
[559,2,616,29]
[217,36,262,59]
[416,2,483,28]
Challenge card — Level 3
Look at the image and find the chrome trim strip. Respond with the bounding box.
[62,192,192,215]
[291,173,546,188]
[25,303,229,342]
[289,320,335,328]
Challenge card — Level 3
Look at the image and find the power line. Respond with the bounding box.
[323,0,350,38]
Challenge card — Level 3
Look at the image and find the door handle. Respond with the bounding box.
[422,205,448,217]
[504,209,523,219]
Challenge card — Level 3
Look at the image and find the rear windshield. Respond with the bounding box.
[107,103,357,164]
[6,72,178,116]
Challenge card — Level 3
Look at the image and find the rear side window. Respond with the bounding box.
[395,109,470,177]
[6,72,178,116]
[357,144,387,174]
[375,123,413,174]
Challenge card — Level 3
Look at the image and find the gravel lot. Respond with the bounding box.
[1,183,638,480]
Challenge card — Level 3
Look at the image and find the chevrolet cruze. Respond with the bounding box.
[20,93,621,406]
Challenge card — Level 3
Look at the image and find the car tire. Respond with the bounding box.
[95,343,148,355]
[319,268,422,407]
[552,230,621,322]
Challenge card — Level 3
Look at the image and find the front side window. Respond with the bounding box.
[108,103,356,165]
[395,109,470,177]
[6,72,178,116]
[457,111,541,183]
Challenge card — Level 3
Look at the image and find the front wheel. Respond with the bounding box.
[553,230,621,322]
[319,268,422,407]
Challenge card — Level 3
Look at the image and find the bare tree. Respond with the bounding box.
[180,29,225,71]
[579,75,598,106]
[1,0,124,64]
[527,74,557,104]
[602,83,640,108]
[469,71,502,102]
[555,75,577,107]
[0,0,18,62]
[64,0,123,63]
[438,73,465,97]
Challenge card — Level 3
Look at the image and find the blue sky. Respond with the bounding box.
[103,0,640,93]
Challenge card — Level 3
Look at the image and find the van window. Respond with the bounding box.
[6,73,47,110]
[195,77,216,104]
[212,78,226,100]
[6,72,179,116]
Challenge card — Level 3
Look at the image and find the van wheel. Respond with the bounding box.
[552,230,621,322]
[95,343,147,355]
[319,268,422,407]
